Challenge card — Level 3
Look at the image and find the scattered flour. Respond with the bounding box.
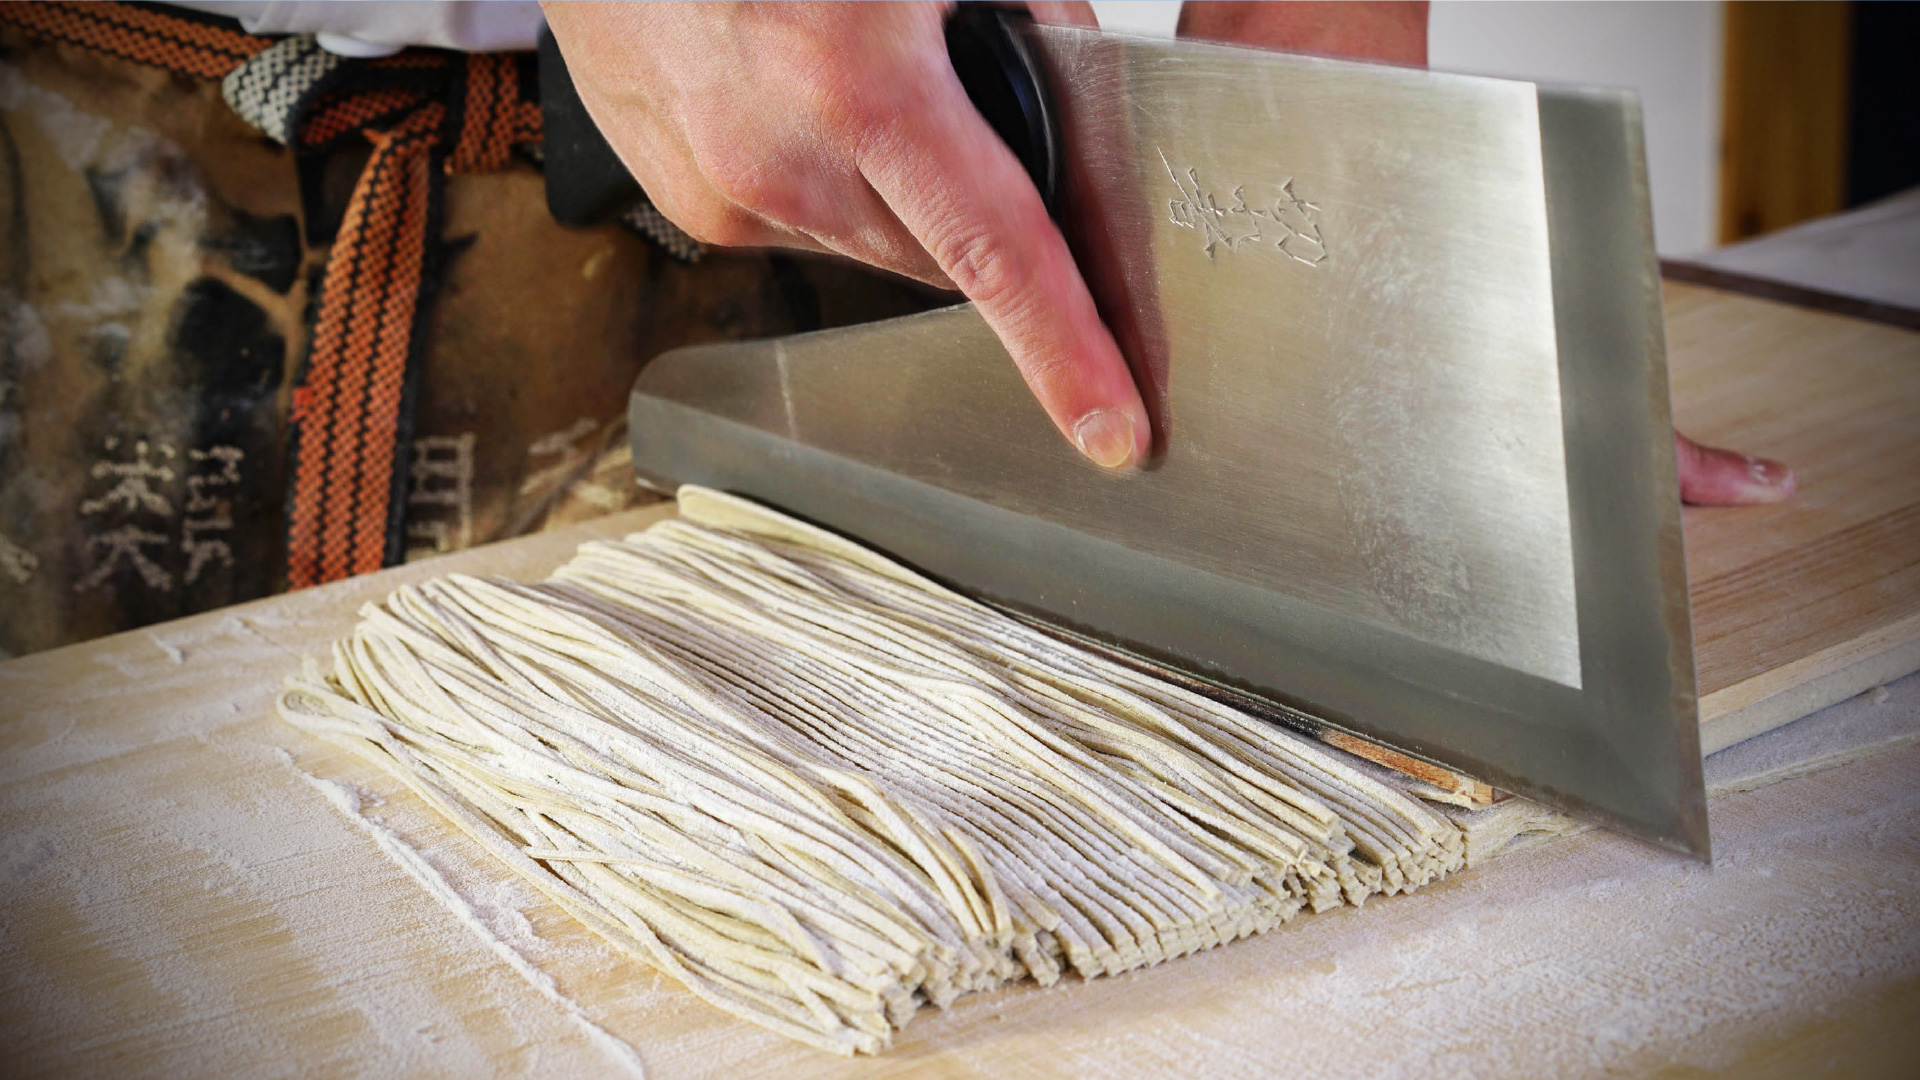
[149,631,186,665]
[292,767,647,1078]
[0,728,657,1077]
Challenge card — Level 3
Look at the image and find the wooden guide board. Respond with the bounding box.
[1,280,1916,1077]
[1669,282,1920,749]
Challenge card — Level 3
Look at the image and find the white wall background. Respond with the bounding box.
[1430,2,1722,255]
[1088,1,1724,255]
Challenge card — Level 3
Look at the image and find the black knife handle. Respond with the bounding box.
[944,4,1062,216]
[538,24,643,228]
[538,8,1061,227]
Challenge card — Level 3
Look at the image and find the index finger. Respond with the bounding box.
[855,69,1150,469]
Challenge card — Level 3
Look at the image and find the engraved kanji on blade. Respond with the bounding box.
[1159,148,1328,267]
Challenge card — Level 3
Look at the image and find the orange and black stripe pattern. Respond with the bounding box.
[0,1,546,590]
[0,1,268,79]
[286,104,445,587]
[298,86,428,147]
[449,54,542,173]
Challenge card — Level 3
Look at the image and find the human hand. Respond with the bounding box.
[1675,433,1795,505]
[541,0,1150,468]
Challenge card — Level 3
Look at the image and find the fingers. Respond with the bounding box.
[549,0,1149,469]
[1675,432,1796,506]
[857,80,1150,468]
[753,161,952,286]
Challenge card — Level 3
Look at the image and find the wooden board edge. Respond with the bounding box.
[1660,260,1920,333]
[1700,617,1920,754]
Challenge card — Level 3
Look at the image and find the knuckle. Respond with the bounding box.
[821,86,892,147]
[794,40,890,136]
[801,63,858,126]
[1013,339,1077,392]
[931,223,1020,307]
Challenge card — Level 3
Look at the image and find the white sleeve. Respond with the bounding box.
[167,2,547,54]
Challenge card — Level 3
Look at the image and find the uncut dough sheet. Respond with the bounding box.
[278,486,1467,1055]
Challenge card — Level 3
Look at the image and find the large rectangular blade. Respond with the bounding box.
[628,30,1705,858]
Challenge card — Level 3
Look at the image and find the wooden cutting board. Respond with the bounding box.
[1668,281,1920,750]
[2,280,1916,1079]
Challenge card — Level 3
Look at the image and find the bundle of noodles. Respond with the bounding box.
[280,487,1463,1055]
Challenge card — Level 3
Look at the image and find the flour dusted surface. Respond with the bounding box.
[6,494,1917,1076]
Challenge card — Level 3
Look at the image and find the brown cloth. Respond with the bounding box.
[0,14,941,658]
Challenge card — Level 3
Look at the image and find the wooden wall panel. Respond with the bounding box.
[1719,0,1853,243]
